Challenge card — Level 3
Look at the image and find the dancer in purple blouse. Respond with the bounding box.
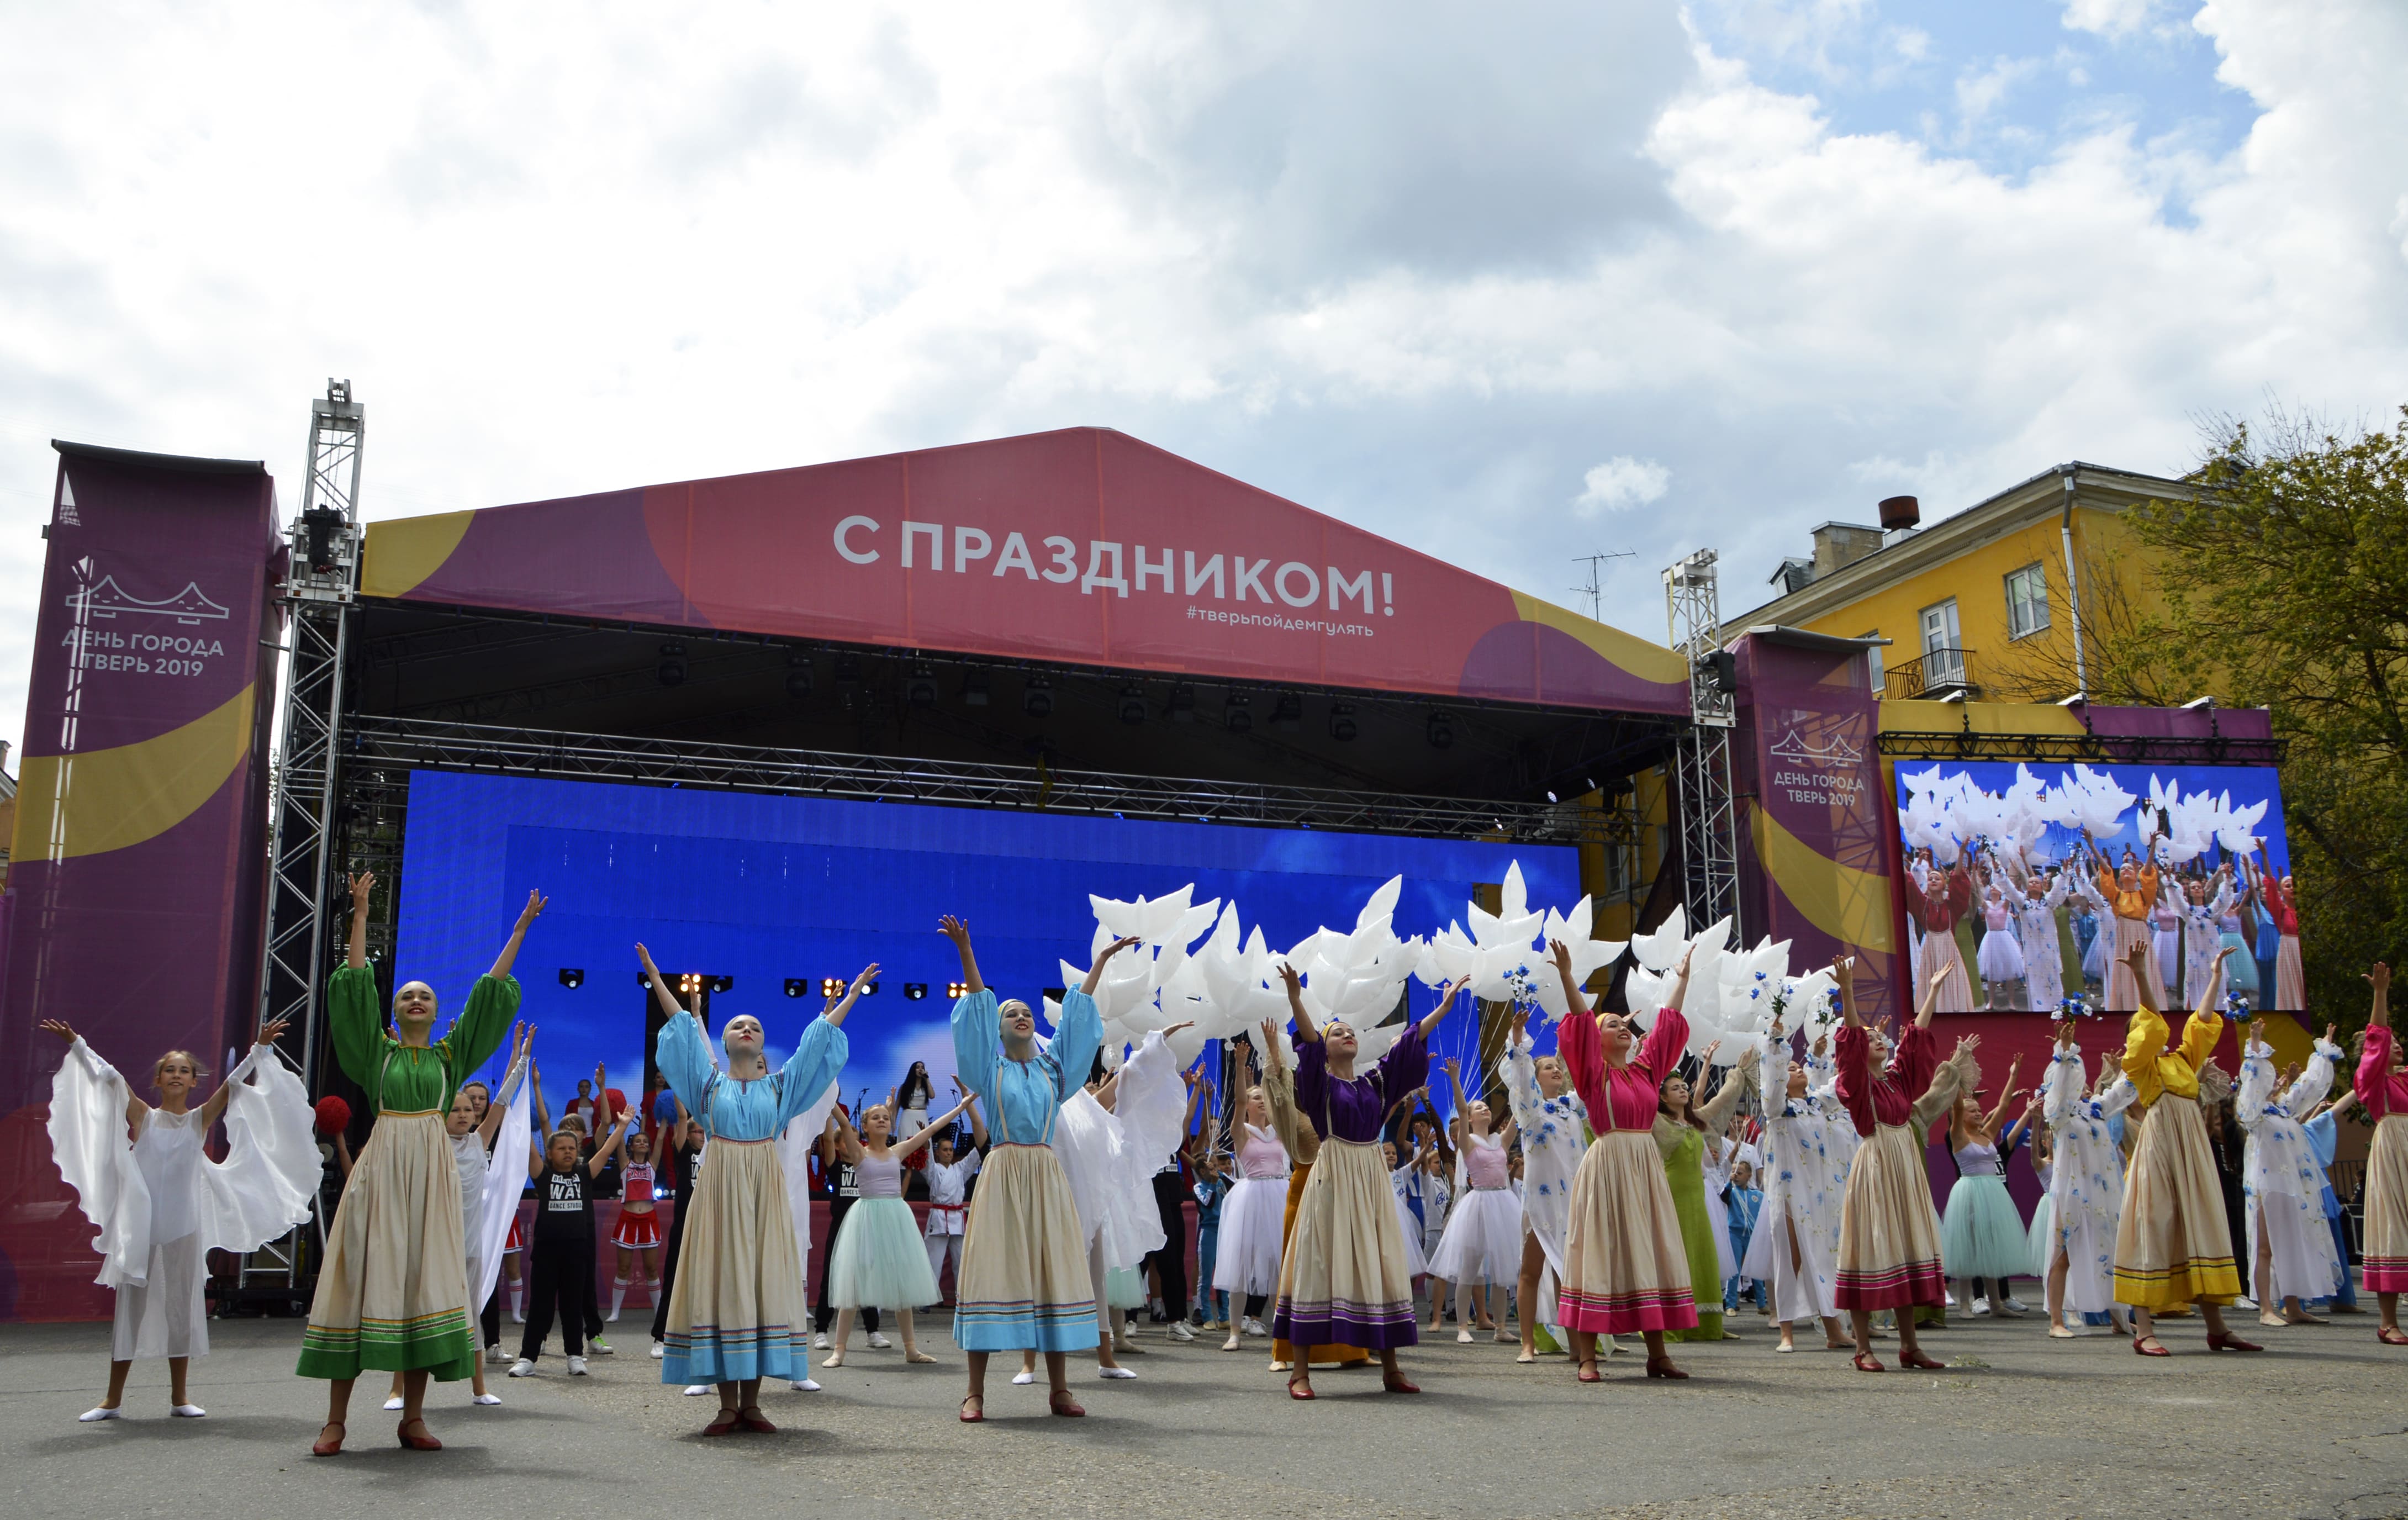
[1272,965,1462,1400]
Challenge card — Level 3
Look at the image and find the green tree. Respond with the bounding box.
[2128,405,2408,1025]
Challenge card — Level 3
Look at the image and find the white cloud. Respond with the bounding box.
[1575,457,1673,515]
[0,0,2402,752]
[2061,0,2161,39]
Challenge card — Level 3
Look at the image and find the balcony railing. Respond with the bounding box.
[1884,646,1977,701]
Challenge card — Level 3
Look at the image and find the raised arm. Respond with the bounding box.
[1083,933,1142,998]
[477,1023,535,1146]
[1980,1053,2025,1134]
[346,870,374,969]
[530,1060,552,1134]
[941,914,985,995]
[637,943,687,1025]
[895,1093,977,1159]
[1444,1057,1469,1136]
[587,1095,636,1177]
[200,1016,292,1128]
[952,1074,988,1150]
[825,964,878,1028]
[39,1020,147,1130]
[1549,939,1593,1018]
[1694,1046,1754,1133]
[1416,976,1467,1041]
[2175,947,2235,1072]
[488,889,548,981]
[1280,963,1318,1043]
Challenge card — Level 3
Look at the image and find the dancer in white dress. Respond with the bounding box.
[1427,1058,1520,1342]
[2032,1029,2136,1338]
[1213,1084,1291,1349]
[42,1015,318,1421]
[2182,869,2240,1010]
[1743,1020,1853,1352]
[1498,1005,1589,1364]
[2013,868,2071,1013]
[1973,868,2028,1009]
[2237,1021,2346,1326]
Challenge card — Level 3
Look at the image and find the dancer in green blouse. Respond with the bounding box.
[302,872,542,1456]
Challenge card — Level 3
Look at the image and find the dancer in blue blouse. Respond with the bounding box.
[645,941,850,1435]
[944,915,1140,1423]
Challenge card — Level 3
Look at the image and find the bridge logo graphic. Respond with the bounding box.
[67,574,231,625]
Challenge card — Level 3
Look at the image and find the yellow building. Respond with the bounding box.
[1720,462,2195,705]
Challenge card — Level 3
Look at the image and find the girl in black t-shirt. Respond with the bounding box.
[510,1099,635,1378]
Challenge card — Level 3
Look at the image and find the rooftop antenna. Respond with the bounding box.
[1570,550,1636,620]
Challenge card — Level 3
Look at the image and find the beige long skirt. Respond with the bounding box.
[1835,1121,1946,1310]
[2274,935,2306,1012]
[297,1110,475,1380]
[1557,1131,1696,1333]
[952,1142,1099,1352]
[2112,1094,2240,1309]
[1923,927,1974,1015]
[2103,914,2168,1014]
[1272,1137,1419,1350]
[661,1136,809,1383]
[2363,1114,2408,1293]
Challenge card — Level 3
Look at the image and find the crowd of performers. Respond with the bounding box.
[1904,833,2301,1014]
[40,876,2407,1450]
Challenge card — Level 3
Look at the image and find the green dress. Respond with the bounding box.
[1659,1126,1725,1343]
[295,964,519,1381]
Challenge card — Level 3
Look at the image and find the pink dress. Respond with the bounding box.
[1976,895,2027,994]
[2355,1026,2408,1292]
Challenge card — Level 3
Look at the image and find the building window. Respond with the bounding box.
[2005,563,2051,640]
[1918,598,1965,689]
[1860,633,1883,694]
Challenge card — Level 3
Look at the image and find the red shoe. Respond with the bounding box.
[1576,1360,1602,1384]
[1382,1375,1421,1395]
[2132,1335,2171,1358]
[735,1406,777,1432]
[1898,1350,1945,1371]
[2206,1332,2262,1353]
[1286,1375,1315,1401]
[1049,1390,1085,1417]
[959,1395,985,1423]
[703,1410,741,1436]
[1851,1353,1885,1374]
[311,1421,346,1456]
[1644,1358,1688,1380]
[396,1418,441,1451]
[2378,1327,2408,1347]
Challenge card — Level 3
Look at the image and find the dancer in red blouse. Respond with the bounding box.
[2353,962,2408,1345]
[1550,938,1701,1383]
[1901,861,1975,1014]
[1833,960,1974,1372]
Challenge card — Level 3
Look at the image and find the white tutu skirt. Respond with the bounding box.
[1427,1187,1520,1285]
[1941,1173,2031,1280]
[1395,1193,1428,1278]
[1213,1174,1287,1295]
[1977,927,2026,986]
[827,1196,941,1311]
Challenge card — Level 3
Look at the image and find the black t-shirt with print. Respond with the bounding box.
[534,1163,593,1243]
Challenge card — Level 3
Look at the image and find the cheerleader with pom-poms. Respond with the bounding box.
[41,1012,318,1422]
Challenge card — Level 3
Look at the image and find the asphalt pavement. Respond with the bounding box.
[4,1306,2404,1519]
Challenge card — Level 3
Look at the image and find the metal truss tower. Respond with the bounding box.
[256,381,364,1090]
[1663,548,1740,940]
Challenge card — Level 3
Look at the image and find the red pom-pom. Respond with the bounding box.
[314,1096,352,1137]
[605,1086,627,1114]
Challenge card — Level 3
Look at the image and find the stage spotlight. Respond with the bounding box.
[1270,693,1302,733]
[558,968,585,990]
[785,651,814,699]
[784,978,808,998]
[1426,710,1455,749]
[860,980,879,995]
[821,976,845,998]
[1328,703,1358,742]
[1118,686,1147,725]
[1224,693,1253,733]
[1023,675,1054,717]
[834,652,862,684]
[947,981,970,999]
[963,670,990,707]
[1168,684,1196,722]
[709,975,735,994]
[678,972,705,995]
[906,662,938,708]
[658,641,688,687]
[904,982,928,1000]
[1546,791,1559,803]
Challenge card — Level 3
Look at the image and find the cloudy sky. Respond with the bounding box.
[2,0,2402,759]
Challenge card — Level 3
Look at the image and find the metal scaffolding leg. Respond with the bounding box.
[1664,548,1741,940]
[255,382,365,1121]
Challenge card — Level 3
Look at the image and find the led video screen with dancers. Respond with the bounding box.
[1893,759,2299,1014]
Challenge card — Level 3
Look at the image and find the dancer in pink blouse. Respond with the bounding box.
[1550,938,1701,1383]
[2353,962,2408,1345]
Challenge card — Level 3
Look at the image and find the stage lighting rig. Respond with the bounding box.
[1224,692,1253,733]
[1328,703,1358,742]
[1426,710,1455,749]
[1118,686,1147,725]
[906,663,938,707]
[904,983,928,1000]
[657,642,688,687]
[558,968,584,989]
[784,979,809,998]
[1023,675,1054,717]
[1270,693,1302,733]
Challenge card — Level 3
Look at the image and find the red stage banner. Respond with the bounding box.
[0,443,282,1320]
[363,428,1692,715]
[1729,632,1899,1029]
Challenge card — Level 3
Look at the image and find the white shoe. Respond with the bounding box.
[1969,1297,1991,1317]
[567,1355,589,1376]
[1457,1328,1475,1343]
[383,1395,405,1411]
[508,1359,536,1378]
[588,1336,615,1355]
[605,1307,620,1323]
[813,1332,831,1350]
[1010,1370,1036,1385]
[1099,1365,1137,1379]
[1168,1321,1196,1343]
[1242,1317,1268,1337]
[486,1344,509,1365]
[472,1392,503,1406]
[683,1384,711,1396]
[650,1339,665,1359]
[1997,1296,2030,1317]
[77,1407,120,1422]
[511,1308,525,1323]
[1943,1290,1957,1308]
[867,1331,892,1349]
[2236,1295,2259,1310]
[790,1378,821,1392]
[170,1404,205,1418]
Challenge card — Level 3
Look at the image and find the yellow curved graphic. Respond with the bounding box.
[1749,806,1895,953]
[362,511,478,599]
[1507,592,1691,685]
[12,684,256,862]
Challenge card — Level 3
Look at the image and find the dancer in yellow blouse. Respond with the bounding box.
[2112,941,2260,1355]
